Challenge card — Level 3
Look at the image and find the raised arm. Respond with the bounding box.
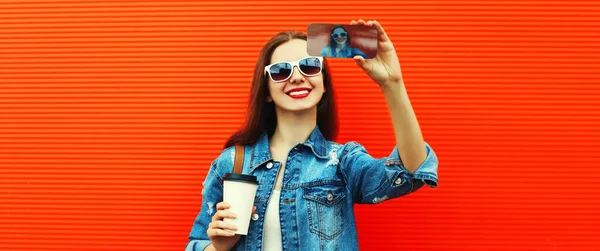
[351,19,431,173]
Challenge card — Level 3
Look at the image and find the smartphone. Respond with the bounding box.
[307,23,378,59]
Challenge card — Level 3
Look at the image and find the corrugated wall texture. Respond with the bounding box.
[1,1,599,250]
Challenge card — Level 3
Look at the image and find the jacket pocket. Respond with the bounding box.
[303,184,346,240]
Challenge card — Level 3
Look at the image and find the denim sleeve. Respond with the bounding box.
[321,46,330,56]
[339,141,439,204]
[185,161,223,251]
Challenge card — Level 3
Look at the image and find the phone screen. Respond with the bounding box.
[307,23,378,59]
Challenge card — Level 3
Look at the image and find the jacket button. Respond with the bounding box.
[252,213,259,221]
[327,192,334,201]
[266,162,273,169]
[395,177,403,185]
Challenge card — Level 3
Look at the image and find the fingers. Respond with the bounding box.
[351,19,373,26]
[353,55,370,72]
[209,220,238,232]
[351,19,389,42]
[211,208,237,222]
[207,228,236,237]
[353,55,366,66]
[207,203,239,238]
[252,206,256,214]
[373,20,390,42]
[216,201,230,211]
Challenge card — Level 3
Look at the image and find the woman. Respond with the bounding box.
[320,25,370,59]
[186,19,439,251]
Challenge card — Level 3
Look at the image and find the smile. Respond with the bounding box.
[286,88,312,99]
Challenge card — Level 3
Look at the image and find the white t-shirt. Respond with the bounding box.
[262,189,283,251]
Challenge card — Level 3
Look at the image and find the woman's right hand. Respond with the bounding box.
[206,202,256,251]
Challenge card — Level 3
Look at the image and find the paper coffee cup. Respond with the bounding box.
[222,173,259,235]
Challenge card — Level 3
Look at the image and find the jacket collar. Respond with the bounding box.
[249,125,328,173]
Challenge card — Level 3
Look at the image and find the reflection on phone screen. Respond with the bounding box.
[307,23,378,59]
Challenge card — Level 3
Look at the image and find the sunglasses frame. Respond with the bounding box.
[331,32,347,38]
[264,56,324,82]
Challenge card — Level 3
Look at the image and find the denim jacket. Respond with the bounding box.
[320,45,370,59]
[186,126,439,251]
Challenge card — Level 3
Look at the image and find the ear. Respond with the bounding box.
[266,95,273,102]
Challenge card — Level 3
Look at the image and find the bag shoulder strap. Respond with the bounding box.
[233,144,245,174]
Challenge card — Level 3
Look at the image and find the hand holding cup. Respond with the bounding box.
[207,202,257,251]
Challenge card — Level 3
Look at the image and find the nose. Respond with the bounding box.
[288,66,305,84]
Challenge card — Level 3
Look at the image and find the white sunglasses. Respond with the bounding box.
[264,56,323,82]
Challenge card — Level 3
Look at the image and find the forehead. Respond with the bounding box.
[270,39,310,63]
[333,28,346,33]
[271,39,309,63]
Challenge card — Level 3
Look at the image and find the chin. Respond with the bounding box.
[284,104,318,112]
[276,100,319,113]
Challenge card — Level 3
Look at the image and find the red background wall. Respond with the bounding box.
[1,1,600,250]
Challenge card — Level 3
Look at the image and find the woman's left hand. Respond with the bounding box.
[351,19,403,87]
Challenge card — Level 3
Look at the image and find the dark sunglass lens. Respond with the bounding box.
[299,58,321,75]
[269,63,292,81]
[332,32,346,38]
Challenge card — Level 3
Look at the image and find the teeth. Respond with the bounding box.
[289,90,309,96]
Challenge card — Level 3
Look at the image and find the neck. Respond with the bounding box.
[336,43,345,49]
[270,107,317,150]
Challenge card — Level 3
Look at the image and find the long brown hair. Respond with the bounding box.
[224,31,338,149]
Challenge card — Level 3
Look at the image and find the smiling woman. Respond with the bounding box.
[321,25,369,59]
[185,20,439,251]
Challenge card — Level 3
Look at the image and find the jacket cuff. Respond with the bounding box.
[185,240,211,251]
[388,142,439,188]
